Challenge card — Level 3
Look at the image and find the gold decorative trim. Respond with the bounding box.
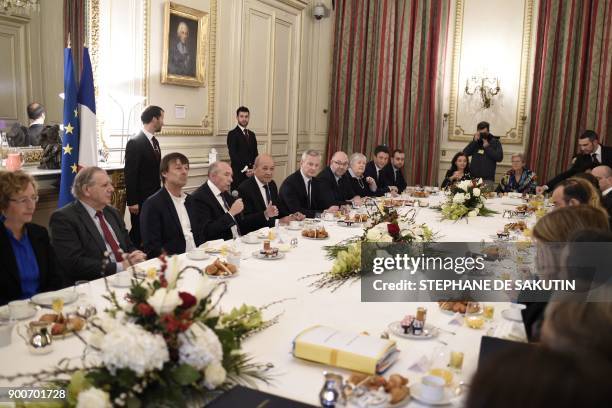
[147,0,216,136]
[448,0,534,145]
[88,0,108,154]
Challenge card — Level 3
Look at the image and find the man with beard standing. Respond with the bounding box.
[227,106,258,189]
[124,105,164,248]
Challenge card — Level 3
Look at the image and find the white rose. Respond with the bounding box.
[457,180,471,191]
[452,193,465,204]
[477,203,483,208]
[148,288,182,315]
[464,193,471,200]
[77,387,111,408]
[204,361,227,390]
[366,228,383,241]
[473,188,481,197]
[379,234,394,243]
[194,277,216,302]
[467,210,477,217]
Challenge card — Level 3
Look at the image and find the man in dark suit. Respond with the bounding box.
[140,153,199,259]
[124,105,164,248]
[537,130,612,193]
[381,149,407,194]
[318,151,361,206]
[227,106,258,189]
[50,167,146,284]
[26,102,46,146]
[191,161,245,242]
[592,165,612,218]
[238,154,302,234]
[364,145,391,196]
[279,149,339,218]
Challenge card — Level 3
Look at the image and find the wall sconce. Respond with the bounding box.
[465,75,500,109]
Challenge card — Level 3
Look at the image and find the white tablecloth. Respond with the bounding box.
[0,197,530,406]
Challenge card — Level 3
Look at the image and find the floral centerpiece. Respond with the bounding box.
[2,255,278,407]
[439,178,497,221]
[305,203,435,290]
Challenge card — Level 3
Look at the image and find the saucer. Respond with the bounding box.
[252,251,285,260]
[186,250,211,260]
[410,384,454,405]
[388,321,439,340]
[286,225,302,231]
[0,304,37,320]
[31,290,78,307]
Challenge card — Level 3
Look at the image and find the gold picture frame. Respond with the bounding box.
[161,1,208,87]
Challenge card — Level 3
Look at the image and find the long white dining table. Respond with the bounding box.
[0,196,531,407]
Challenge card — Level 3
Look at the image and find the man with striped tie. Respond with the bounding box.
[124,106,164,248]
[191,161,245,242]
[238,154,303,234]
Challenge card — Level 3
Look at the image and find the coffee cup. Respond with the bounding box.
[8,300,31,320]
[420,375,445,401]
[324,212,335,221]
[243,234,258,244]
[290,220,300,229]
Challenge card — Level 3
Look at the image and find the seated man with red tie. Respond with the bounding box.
[50,167,146,284]
[238,153,304,234]
[279,149,339,218]
[191,161,246,242]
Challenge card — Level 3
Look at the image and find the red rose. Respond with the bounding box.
[178,292,197,309]
[137,302,155,317]
[161,314,180,333]
[387,223,400,236]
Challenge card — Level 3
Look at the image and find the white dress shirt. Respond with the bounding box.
[207,180,239,237]
[142,128,157,150]
[168,191,196,251]
[254,176,270,206]
[79,200,124,271]
[593,145,602,164]
[602,186,612,197]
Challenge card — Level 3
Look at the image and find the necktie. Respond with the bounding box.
[151,136,161,161]
[221,193,241,236]
[394,169,398,184]
[592,153,600,166]
[243,129,250,143]
[95,211,124,262]
[264,184,271,205]
[307,179,312,209]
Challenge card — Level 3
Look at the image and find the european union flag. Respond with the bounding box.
[58,47,80,208]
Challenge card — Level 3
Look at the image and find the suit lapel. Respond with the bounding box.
[138,132,157,162]
[103,207,127,251]
[75,202,107,253]
[161,188,182,233]
[250,178,267,210]
[204,183,226,215]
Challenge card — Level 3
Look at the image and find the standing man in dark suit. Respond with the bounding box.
[279,149,339,218]
[50,167,146,284]
[537,130,612,194]
[364,145,391,196]
[26,102,46,146]
[124,105,164,248]
[191,161,245,242]
[227,106,258,190]
[382,149,407,194]
[318,151,361,206]
[238,154,303,234]
[140,152,199,259]
[463,121,503,183]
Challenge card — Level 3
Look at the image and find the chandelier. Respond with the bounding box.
[0,0,40,14]
[465,75,501,109]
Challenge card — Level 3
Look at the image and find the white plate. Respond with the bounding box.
[204,270,239,279]
[410,384,454,406]
[286,225,302,231]
[0,304,37,320]
[108,275,132,288]
[388,321,439,340]
[186,250,211,261]
[241,236,262,244]
[501,309,523,322]
[31,291,79,307]
[251,251,285,260]
[337,220,364,228]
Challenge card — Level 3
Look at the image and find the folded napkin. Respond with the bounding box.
[491,320,527,342]
[448,313,465,326]
[408,355,431,373]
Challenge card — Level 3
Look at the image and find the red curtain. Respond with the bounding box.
[327,0,451,185]
[63,0,85,77]
[527,0,612,183]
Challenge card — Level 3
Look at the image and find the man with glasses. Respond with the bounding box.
[50,167,146,284]
[318,151,361,206]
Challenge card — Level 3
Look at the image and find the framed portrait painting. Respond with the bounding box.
[161,2,208,87]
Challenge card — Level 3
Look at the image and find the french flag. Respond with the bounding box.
[77,47,98,167]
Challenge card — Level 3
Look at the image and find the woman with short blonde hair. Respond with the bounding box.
[0,170,64,305]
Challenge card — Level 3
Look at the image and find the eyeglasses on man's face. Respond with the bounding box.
[332,160,349,167]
